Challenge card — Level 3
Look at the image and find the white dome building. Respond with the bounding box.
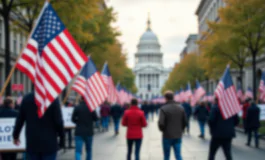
[133,15,171,100]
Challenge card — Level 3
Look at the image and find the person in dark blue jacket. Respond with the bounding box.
[110,103,123,135]
[13,93,65,160]
[194,102,209,139]
[0,97,18,160]
[141,101,149,121]
[182,101,192,134]
[208,98,239,160]
[246,102,260,148]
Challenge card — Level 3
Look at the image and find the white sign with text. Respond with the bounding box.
[0,118,25,151]
[62,107,75,128]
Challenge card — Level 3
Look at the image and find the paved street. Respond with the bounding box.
[58,116,265,160]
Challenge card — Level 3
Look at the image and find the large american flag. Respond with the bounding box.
[101,63,118,104]
[259,71,265,101]
[16,2,87,116]
[72,58,107,111]
[215,66,241,119]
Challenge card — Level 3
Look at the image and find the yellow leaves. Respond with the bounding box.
[163,53,205,92]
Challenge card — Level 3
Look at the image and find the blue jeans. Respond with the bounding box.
[145,113,149,121]
[101,117,109,130]
[27,152,56,160]
[127,139,142,160]
[75,136,93,160]
[198,121,205,136]
[113,117,120,132]
[163,138,182,160]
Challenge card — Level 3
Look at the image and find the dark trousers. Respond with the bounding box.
[1,153,17,160]
[127,139,142,160]
[208,138,232,160]
[247,128,259,147]
[243,118,247,133]
[27,152,57,160]
[113,117,120,133]
[65,129,73,147]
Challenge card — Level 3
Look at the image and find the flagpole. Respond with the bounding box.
[0,1,49,96]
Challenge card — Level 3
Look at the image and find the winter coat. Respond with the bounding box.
[122,105,147,139]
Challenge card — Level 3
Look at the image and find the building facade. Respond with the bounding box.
[0,18,33,96]
[180,34,198,61]
[133,16,171,100]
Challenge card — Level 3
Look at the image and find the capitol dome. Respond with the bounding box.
[140,29,158,41]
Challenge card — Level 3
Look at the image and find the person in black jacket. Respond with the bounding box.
[194,102,209,139]
[246,102,260,148]
[72,97,98,160]
[13,93,64,160]
[110,103,123,135]
[208,98,239,160]
[0,97,18,160]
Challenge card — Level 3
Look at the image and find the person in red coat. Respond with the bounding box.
[122,98,147,160]
[242,98,251,133]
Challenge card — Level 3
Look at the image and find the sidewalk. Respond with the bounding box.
[58,116,265,160]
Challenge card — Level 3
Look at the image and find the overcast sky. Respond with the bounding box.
[106,0,201,68]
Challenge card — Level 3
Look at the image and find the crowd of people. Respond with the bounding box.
[0,91,262,160]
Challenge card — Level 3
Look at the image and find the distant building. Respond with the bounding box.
[196,0,225,41]
[133,15,171,100]
[180,34,198,61]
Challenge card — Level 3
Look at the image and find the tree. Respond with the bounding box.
[162,53,205,92]
[199,28,250,86]
[210,0,265,99]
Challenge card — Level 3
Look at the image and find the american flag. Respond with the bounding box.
[184,83,193,102]
[192,80,206,106]
[72,58,107,111]
[179,88,185,103]
[16,2,87,116]
[236,82,244,101]
[101,63,118,104]
[244,87,254,100]
[215,66,241,119]
[174,91,180,102]
[259,71,265,101]
[116,84,127,105]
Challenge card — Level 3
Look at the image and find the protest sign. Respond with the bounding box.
[62,107,75,128]
[0,118,25,152]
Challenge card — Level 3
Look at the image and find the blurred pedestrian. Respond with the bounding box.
[65,101,74,149]
[100,101,111,132]
[13,93,65,160]
[242,98,251,133]
[110,103,123,135]
[194,102,209,139]
[182,100,192,134]
[72,97,98,160]
[208,98,239,160]
[246,101,260,148]
[149,102,155,121]
[0,97,18,160]
[158,91,187,160]
[122,98,147,160]
[141,101,149,121]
